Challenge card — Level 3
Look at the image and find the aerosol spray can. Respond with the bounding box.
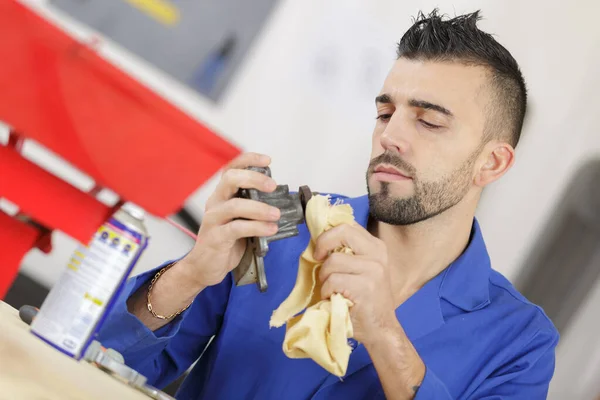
[30,203,149,359]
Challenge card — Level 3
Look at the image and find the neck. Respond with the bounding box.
[368,193,478,306]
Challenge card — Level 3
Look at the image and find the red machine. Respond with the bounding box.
[0,1,240,297]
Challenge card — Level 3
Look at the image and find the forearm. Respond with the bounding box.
[365,320,426,400]
[127,259,206,331]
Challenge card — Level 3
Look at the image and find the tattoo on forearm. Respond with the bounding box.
[412,385,420,393]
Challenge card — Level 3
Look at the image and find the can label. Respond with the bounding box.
[30,217,145,357]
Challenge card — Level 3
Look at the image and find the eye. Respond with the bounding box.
[419,119,441,129]
[376,114,392,122]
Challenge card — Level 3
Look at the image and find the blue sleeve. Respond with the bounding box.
[95,260,231,389]
[412,366,453,399]
[414,329,559,399]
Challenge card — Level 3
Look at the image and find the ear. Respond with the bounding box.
[474,141,515,188]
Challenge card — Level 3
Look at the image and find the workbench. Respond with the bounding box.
[0,300,148,399]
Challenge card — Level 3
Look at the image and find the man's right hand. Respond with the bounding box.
[127,152,280,330]
[178,152,281,287]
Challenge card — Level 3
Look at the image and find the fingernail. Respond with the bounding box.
[270,208,280,219]
[266,180,277,191]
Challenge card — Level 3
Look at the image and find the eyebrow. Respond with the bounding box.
[375,94,393,104]
[375,94,454,117]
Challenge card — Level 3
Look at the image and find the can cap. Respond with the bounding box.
[122,202,146,220]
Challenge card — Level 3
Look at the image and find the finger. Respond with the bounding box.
[320,272,365,302]
[219,219,278,243]
[204,198,281,226]
[318,253,368,284]
[224,152,271,171]
[210,168,277,205]
[313,223,378,260]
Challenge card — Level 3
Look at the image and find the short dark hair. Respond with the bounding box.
[397,9,527,147]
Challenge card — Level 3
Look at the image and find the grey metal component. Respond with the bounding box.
[82,340,102,363]
[138,385,177,400]
[82,340,175,399]
[232,167,312,292]
[104,347,125,365]
[18,305,38,325]
[83,340,126,365]
[85,344,147,389]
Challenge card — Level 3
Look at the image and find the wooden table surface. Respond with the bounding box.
[0,300,149,400]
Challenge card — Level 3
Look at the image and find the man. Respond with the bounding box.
[98,9,559,399]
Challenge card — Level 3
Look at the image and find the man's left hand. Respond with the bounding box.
[313,222,398,346]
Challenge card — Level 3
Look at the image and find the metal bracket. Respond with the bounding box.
[232,167,312,292]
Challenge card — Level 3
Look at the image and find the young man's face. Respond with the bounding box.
[366,57,491,225]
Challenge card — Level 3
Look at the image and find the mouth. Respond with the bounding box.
[372,164,412,182]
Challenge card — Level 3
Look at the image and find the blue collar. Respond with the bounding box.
[342,194,491,314]
[318,194,492,384]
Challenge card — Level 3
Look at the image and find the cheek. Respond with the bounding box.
[419,156,468,185]
[413,149,453,182]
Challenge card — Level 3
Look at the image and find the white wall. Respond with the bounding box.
[6,0,600,397]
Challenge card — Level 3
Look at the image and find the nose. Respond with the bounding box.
[379,115,410,155]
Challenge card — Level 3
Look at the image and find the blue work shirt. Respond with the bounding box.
[97,194,559,399]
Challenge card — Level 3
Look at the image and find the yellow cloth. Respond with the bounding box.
[270,195,355,377]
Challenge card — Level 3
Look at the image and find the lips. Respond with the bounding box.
[373,165,411,179]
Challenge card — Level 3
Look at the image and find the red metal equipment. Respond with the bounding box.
[0,1,240,297]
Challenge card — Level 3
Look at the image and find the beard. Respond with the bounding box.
[366,149,481,225]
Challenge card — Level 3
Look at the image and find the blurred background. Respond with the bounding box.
[1,0,599,398]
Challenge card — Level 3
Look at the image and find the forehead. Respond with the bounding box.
[381,58,490,122]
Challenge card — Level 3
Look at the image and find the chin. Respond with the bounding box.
[370,181,413,197]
